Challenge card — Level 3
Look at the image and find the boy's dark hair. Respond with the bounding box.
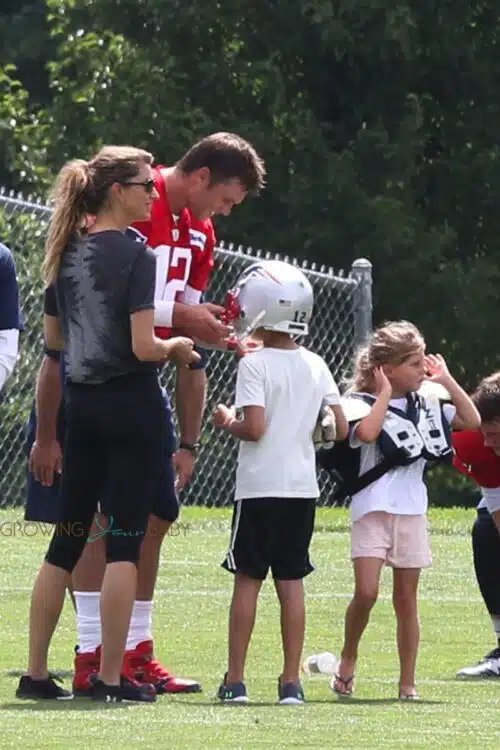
[471,372,500,423]
[177,132,266,195]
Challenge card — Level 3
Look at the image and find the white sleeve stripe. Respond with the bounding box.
[481,487,500,513]
[183,286,202,306]
[189,229,207,250]
[0,328,19,391]
[0,327,19,359]
[480,486,500,499]
[153,300,175,327]
[190,239,205,250]
[189,229,206,241]
[0,365,9,392]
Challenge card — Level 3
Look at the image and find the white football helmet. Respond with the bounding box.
[223,260,314,337]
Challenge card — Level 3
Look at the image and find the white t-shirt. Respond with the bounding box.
[234,346,340,500]
[349,396,456,522]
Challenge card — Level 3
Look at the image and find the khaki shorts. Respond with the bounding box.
[351,511,432,569]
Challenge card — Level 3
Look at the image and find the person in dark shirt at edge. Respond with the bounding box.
[16,145,198,703]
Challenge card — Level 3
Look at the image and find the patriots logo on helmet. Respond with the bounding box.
[221,259,314,341]
[240,263,283,286]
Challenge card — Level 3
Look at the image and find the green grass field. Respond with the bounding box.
[0,505,499,749]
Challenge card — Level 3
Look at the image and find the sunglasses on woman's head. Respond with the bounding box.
[121,179,156,194]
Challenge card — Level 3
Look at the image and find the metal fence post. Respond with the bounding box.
[351,257,373,347]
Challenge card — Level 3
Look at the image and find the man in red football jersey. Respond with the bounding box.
[451,371,500,679]
[27,132,267,696]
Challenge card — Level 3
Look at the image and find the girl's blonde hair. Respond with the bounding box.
[43,145,153,285]
[346,320,425,393]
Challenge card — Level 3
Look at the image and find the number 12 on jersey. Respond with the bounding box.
[154,244,193,302]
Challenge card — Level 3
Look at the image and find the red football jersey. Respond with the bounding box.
[452,430,500,487]
[132,166,215,338]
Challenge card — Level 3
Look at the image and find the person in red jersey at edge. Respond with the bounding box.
[452,371,500,680]
[27,132,267,696]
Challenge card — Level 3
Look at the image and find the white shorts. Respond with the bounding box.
[351,511,432,569]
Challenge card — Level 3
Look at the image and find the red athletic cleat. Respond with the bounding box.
[124,640,202,694]
[74,644,156,698]
[73,646,101,696]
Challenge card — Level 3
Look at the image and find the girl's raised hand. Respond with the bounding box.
[374,366,392,397]
[424,354,451,384]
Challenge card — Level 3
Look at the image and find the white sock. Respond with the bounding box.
[75,591,102,653]
[492,615,500,644]
[126,600,153,651]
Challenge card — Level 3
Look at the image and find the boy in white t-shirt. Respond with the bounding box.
[212,260,348,705]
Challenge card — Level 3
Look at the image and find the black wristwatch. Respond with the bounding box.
[179,441,199,455]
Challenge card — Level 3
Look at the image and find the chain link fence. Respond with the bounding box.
[0,189,372,509]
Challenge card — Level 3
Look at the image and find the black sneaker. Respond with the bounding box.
[278,679,305,705]
[16,673,73,700]
[90,674,157,703]
[456,646,500,679]
[217,673,249,703]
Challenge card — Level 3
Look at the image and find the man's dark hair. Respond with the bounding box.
[177,132,266,195]
[472,372,500,423]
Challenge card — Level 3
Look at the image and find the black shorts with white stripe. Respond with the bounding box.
[222,496,316,581]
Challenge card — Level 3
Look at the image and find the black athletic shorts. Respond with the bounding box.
[222,496,316,581]
[54,372,167,537]
[472,507,500,615]
[24,378,179,524]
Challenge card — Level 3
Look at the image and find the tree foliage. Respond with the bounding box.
[1,1,499,450]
